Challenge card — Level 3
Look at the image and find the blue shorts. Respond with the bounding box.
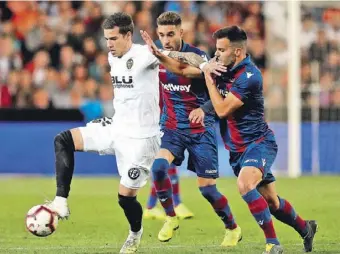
[160,127,219,179]
[229,138,277,187]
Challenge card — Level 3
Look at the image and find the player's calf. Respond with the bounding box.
[199,184,238,230]
[54,130,76,198]
[118,194,143,233]
[48,130,76,220]
[199,183,241,246]
[151,158,176,217]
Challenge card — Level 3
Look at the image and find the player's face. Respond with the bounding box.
[104,27,132,57]
[215,38,237,67]
[157,25,183,51]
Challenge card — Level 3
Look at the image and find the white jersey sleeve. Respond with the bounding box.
[143,45,160,69]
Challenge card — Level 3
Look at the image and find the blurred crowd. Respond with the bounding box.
[0,1,339,120]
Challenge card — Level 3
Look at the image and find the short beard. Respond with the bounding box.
[226,54,237,70]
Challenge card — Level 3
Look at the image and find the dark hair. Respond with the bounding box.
[102,12,134,35]
[157,11,182,26]
[213,26,247,42]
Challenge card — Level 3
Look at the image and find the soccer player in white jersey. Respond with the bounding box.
[46,12,161,253]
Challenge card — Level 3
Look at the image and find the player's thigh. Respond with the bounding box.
[160,129,186,167]
[78,120,115,155]
[187,128,219,179]
[115,135,160,189]
[240,140,278,184]
[70,128,84,151]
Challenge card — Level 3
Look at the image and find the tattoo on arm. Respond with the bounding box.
[168,52,205,67]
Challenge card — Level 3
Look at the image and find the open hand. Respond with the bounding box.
[189,108,205,126]
[140,30,160,57]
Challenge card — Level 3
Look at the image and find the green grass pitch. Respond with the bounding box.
[0,176,339,254]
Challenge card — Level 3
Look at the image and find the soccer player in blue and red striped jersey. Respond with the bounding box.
[196,26,318,254]
[140,12,242,246]
[144,85,194,221]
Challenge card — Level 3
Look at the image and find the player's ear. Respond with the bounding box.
[179,28,184,37]
[235,48,241,57]
[125,31,132,39]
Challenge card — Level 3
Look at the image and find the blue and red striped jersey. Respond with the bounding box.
[157,41,215,134]
[216,55,275,152]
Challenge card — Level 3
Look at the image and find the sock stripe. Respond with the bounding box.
[172,183,179,194]
[273,197,307,237]
[168,167,177,175]
[248,196,268,214]
[262,221,277,239]
[154,178,172,190]
[282,199,293,215]
[151,186,156,196]
[212,196,228,210]
[296,216,307,230]
[200,185,237,230]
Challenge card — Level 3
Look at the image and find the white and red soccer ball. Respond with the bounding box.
[25,205,58,237]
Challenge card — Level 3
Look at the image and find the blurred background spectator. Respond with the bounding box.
[0,1,339,121]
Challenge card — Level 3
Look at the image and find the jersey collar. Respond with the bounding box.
[230,54,251,72]
[180,40,188,52]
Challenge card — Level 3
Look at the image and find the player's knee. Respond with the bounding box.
[54,131,75,152]
[118,194,137,209]
[151,158,169,180]
[237,177,257,195]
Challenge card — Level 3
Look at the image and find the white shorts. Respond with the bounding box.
[79,119,160,189]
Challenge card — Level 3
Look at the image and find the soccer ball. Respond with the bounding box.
[25,205,58,237]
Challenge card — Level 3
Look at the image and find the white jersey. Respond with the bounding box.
[108,44,160,138]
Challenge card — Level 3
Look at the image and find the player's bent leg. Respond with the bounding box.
[197,177,241,247]
[118,185,143,254]
[238,166,281,251]
[259,183,318,252]
[151,149,179,242]
[169,166,194,220]
[47,128,83,219]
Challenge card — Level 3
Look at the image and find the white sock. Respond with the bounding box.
[129,227,143,237]
[54,196,68,205]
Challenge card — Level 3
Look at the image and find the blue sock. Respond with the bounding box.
[151,158,175,216]
[147,184,157,209]
[199,185,237,229]
[168,166,181,206]
[242,189,279,245]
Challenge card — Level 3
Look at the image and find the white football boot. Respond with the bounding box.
[119,228,143,253]
[46,196,70,220]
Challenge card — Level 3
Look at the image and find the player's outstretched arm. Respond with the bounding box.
[140,30,225,78]
[140,30,202,78]
[203,70,243,118]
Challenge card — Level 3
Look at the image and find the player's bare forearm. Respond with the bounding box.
[204,73,243,118]
[168,52,205,68]
[157,53,202,78]
[204,74,226,117]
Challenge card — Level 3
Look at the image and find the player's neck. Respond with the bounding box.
[120,41,133,57]
[231,54,247,69]
[173,40,183,52]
